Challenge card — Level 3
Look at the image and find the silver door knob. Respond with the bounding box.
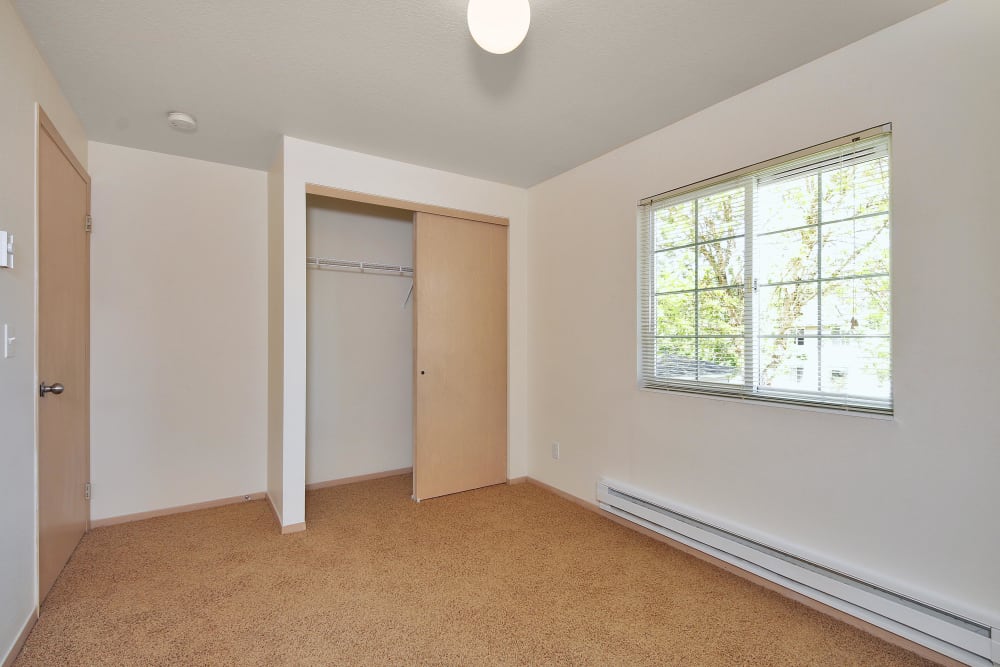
[39,382,64,397]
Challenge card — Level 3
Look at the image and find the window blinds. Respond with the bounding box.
[638,127,892,414]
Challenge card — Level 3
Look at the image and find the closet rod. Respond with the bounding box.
[306,256,413,276]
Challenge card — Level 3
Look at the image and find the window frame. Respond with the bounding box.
[637,125,893,416]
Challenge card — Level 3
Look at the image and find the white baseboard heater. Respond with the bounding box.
[597,479,999,666]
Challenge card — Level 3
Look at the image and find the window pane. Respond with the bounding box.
[697,239,745,289]
[655,338,696,380]
[699,337,744,385]
[821,277,890,336]
[656,294,695,336]
[822,215,890,278]
[655,247,695,293]
[698,287,744,336]
[654,247,696,293]
[697,187,745,241]
[654,200,695,250]
[639,134,891,413]
[757,174,819,235]
[821,157,890,222]
[820,337,891,398]
[757,226,818,285]
[758,283,818,336]
[759,336,819,391]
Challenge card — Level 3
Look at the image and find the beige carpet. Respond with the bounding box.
[15,475,937,666]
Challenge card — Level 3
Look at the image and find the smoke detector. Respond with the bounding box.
[167,111,197,132]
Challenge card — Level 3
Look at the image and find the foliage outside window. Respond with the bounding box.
[638,131,892,414]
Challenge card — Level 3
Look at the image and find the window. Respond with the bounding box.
[638,128,891,414]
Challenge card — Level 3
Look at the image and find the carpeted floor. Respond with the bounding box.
[15,475,937,666]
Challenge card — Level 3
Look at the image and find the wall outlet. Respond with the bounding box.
[551,441,560,460]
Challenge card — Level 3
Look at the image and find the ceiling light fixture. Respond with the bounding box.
[468,0,530,55]
[167,111,197,132]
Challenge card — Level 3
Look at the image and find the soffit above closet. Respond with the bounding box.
[15,0,942,187]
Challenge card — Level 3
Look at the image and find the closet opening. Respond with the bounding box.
[296,183,509,518]
[305,195,414,513]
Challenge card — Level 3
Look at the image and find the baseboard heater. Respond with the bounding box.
[597,479,998,666]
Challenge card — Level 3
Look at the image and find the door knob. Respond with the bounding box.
[39,382,64,397]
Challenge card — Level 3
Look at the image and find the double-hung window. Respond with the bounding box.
[638,127,892,414]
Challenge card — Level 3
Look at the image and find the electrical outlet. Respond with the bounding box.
[551,441,560,460]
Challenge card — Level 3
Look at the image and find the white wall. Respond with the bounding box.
[272,136,529,527]
[88,142,268,520]
[0,1,88,661]
[267,148,284,519]
[526,0,999,625]
[306,197,413,484]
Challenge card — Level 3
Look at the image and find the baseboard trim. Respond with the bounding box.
[90,492,266,528]
[265,492,281,528]
[2,608,37,667]
[522,478,961,667]
[305,467,412,491]
[264,492,308,534]
[507,476,528,485]
[281,522,307,534]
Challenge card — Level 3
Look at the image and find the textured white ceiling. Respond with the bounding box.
[15,0,941,186]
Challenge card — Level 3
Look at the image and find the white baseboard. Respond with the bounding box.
[2,607,37,667]
[305,467,412,491]
[90,492,266,528]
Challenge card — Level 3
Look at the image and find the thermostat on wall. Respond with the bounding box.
[0,231,12,269]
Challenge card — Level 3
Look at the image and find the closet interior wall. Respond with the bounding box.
[306,195,414,486]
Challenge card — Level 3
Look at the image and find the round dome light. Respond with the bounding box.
[467,0,530,55]
[167,111,197,132]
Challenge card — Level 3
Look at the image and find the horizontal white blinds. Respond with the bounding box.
[639,131,892,414]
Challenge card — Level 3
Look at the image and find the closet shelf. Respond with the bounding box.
[306,256,413,276]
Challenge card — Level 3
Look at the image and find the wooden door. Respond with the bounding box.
[37,110,90,602]
[413,213,507,500]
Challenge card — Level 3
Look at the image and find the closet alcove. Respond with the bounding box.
[306,196,415,489]
[303,186,508,512]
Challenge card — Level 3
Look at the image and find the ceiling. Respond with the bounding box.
[15,0,941,187]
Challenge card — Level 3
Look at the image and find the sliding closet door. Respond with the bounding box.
[413,212,507,500]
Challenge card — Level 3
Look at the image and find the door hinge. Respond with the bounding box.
[85,215,93,233]
[84,482,91,501]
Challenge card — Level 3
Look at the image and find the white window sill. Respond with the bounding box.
[637,385,895,421]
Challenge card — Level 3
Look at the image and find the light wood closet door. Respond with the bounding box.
[413,212,507,500]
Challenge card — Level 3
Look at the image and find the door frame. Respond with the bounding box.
[305,184,509,228]
[35,106,91,605]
